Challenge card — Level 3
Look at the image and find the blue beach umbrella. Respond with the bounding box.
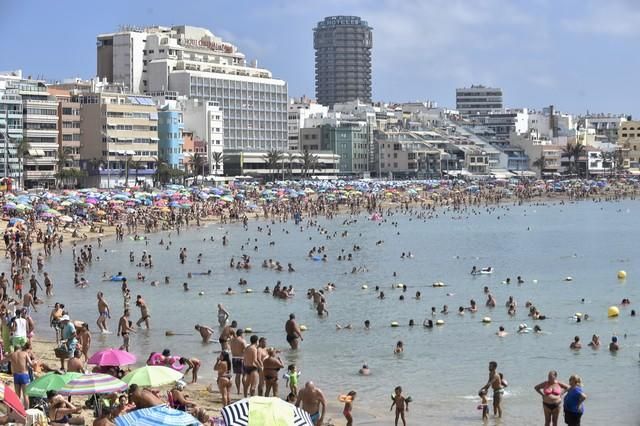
[114,405,201,426]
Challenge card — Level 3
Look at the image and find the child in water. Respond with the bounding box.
[390,386,409,426]
[342,390,356,426]
[478,389,489,421]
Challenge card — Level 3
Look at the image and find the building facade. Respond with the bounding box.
[456,85,503,121]
[97,25,287,151]
[288,97,328,151]
[618,120,640,168]
[49,88,81,171]
[158,106,184,169]
[0,72,24,185]
[320,122,369,174]
[16,76,59,188]
[313,16,372,107]
[79,91,158,188]
[181,99,224,175]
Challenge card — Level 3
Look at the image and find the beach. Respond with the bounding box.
[1,179,640,425]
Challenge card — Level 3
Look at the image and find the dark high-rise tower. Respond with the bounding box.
[313,16,372,108]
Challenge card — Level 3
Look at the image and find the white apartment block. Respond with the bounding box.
[97,25,287,151]
[288,97,328,151]
[455,85,503,120]
[182,99,224,175]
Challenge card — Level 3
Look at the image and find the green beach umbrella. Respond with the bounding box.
[121,366,183,388]
[26,372,83,397]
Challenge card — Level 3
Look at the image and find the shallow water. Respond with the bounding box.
[9,199,640,425]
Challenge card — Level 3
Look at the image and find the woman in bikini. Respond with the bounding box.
[534,370,569,426]
[262,348,284,397]
[48,398,82,426]
[214,351,233,406]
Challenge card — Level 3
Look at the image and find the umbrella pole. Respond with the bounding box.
[95,394,102,418]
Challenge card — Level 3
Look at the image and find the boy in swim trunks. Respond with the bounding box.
[9,343,32,409]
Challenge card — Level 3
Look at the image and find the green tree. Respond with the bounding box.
[190,153,207,184]
[262,149,284,182]
[532,152,546,177]
[301,149,319,178]
[211,151,223,175]
[56,147,74,188]
[15,138,30,190]
[128,159,145,186]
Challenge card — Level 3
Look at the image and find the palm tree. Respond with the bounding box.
[262,149,284,182]
[190,153,207,184]
[128,159,145,187]
[16,138,30,190]
[532,152,546,177]
[562,144,575,175]
[301,149,319,178]
[571,143,586,178]
[56,147,74,188]
[211,151,223,175]
[154,160,172,186]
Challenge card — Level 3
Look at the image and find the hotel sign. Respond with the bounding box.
[179,38,232,53]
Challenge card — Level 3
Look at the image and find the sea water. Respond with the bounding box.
[12,200,640,425]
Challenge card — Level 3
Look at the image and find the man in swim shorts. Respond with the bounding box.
[285,313,303,349]
[230,328,247,394]
[9,342,32,409]
[479,360,504,418]
[219,320,237,351]
[96,292,110,333]
[296,381,326,426]
[242,335,260,397]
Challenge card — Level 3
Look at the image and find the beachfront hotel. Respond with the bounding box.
[313,16,373,108]
[96,25,288,152]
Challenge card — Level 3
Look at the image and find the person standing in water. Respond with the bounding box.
[217,304,230,328]
[135,295,150,329]
[285,313,304,349]
[96,292,111,333]
[479,361,505,418]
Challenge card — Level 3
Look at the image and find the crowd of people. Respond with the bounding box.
[0,177,638,424]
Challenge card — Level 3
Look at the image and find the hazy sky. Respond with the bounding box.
[1,0,638,116]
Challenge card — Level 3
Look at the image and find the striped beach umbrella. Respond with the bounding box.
[221,396,313,426]
[114,404,201,426]
[58,373,127,396]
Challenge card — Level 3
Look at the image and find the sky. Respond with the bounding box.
[1,0,639,116]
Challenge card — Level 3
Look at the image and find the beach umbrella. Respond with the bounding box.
[3,202,16,210]
[25,372,82,397]
[88,348,137,367]
[0,383,27,418]
[221,195,234,203]
[59,215,74,223]
[121,366,183,388]
[8,218,25,226]
[221,396,313,426]
[58,373,127,396]
[115,404,201,426]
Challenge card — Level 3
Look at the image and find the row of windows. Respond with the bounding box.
[106,112,153,119]
[62,134,81,141]
[159,147,182,154]
[62,108,80,116]
[25,122,57,130]
[25,108,57,116]
[106,124,158,131]
[101,151,157,157]
[62,121,80,129]
[161,132,182,139]
[189,78,286,93]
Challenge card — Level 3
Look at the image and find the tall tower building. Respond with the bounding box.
[313,16,372,108]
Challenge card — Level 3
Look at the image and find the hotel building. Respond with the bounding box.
[97,25,287,151]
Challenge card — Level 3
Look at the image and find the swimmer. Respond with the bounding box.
[358,364,370,375]
[394,341,404,354]
[496,326,508,337]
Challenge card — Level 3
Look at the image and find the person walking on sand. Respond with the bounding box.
[479,361,505,418]
[8,342,32,409]
[285,313,304,350]
[96,292,111,333]
[342,390,356,426]
[135,295,150,329]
